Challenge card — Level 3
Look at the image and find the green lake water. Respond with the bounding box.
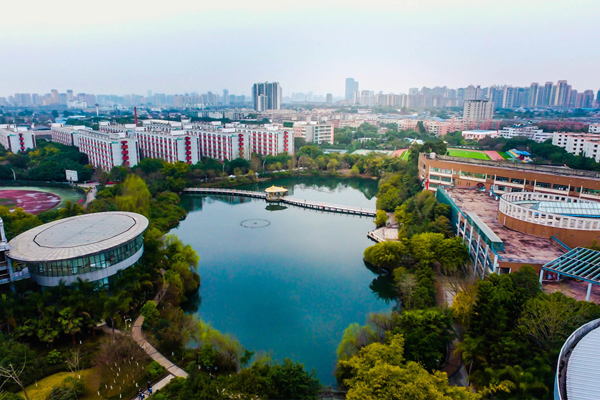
[172,176,392,385]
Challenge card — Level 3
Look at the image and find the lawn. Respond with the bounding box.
[447,149,492,160]
[498,151,512,160]
[19,368,103,400]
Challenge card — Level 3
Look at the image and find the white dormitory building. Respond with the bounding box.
[77,129,139,172]
[499,125,552,143]
[51,123,139,171]
[590,123,600,134]
[0,125,36,153]
[461,130,500,141]
[137,129,198,164]
[290,122,334,145]
[50,120,294,169]
[552,132,600,162]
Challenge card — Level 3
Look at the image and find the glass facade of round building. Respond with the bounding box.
[7,212,149,287]
[17,235,144,278]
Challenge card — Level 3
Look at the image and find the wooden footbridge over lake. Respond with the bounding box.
[183,187,377,217]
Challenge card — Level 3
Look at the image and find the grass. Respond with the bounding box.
[498,151,512,160]
[19,368,103,400]
[400,150,410,161]
[447,149,492,160]
[0,198,17,208]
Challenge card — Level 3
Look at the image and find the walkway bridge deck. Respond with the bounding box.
[183,187,376,217]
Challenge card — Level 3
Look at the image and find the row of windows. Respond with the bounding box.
[20,235,144,277]
[459,171,487,179]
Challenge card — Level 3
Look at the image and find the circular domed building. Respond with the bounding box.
[7,211,148,287]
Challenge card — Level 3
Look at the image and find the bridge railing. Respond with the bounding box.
[183,188,376,216]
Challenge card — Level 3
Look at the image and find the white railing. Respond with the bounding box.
[499,192,600,231]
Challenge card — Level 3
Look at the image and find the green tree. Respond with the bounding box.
[338,333,479,400]
[140,300,160,326]
[374,210,388,228]
[363,241,408,272]
[115,175,151,217]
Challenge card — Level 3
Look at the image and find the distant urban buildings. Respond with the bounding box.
[463,100,494,121]
[252,82,282,111]
[345,78,359,102]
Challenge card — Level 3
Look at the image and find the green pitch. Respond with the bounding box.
[447,149,491,160]
[400,150,410,160]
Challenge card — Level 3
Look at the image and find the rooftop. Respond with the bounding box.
[8,212,148,262]
[566,324,600,400]
[444,188,565,264]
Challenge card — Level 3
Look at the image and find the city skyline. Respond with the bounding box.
[1,0,599,96]
[2,78,598,109]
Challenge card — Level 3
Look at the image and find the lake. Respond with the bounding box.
[172,176,391,385]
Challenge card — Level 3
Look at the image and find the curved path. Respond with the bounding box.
[131,315,188,379]
[99,285,188,399]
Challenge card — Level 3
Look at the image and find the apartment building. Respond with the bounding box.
[423,121,449,136]
[551,132,600,155]
[500,125,552,142]
[590,123,600,134]
[50,124,83,146]
[0,125,36,153]
[291,122,334,144]
[462,130,499,141]
[418,152,600,200]
[137,129,198,164]
[187,125,249,162]
[77,129,139,171]
[235,125,292,157]
[463,99,494,121]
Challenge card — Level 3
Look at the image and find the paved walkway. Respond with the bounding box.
[132,315,188,378]
[99,284,188,399]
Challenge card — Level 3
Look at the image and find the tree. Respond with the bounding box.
[338,333,479,400]
[0,336,35,400]
[374,210,388,228]
[115,175,151,217]
[140,300,160,326]
[363,241,408,272]
[102,294,131,339]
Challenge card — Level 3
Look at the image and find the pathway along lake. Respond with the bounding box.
[173,176,392,385]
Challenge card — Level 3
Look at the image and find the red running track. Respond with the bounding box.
[0,189,61,214]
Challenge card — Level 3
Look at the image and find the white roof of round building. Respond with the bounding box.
[8,212,149,262]
[566,325,600,400]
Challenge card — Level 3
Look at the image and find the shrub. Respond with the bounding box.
[46,349,63,365]
[145,361,166,381]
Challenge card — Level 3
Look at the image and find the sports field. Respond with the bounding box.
[0,186,84,214]
[447,149,492,160]
[391,149,410,160]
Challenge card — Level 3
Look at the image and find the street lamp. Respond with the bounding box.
[263,158,267,172]
[10,168,16,181]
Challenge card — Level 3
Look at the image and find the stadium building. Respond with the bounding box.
[555,318,600,399]
[5,212,148,287]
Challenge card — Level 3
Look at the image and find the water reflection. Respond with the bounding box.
[265,204,287,212]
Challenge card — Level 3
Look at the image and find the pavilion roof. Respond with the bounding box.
[543,247,600,285]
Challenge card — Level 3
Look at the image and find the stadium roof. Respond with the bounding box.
[531,201,600,217]
[542,247,600,285]
[8,212,148,262]
[566,324,600,400]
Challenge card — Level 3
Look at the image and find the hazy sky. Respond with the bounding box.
[1,0,599,97]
